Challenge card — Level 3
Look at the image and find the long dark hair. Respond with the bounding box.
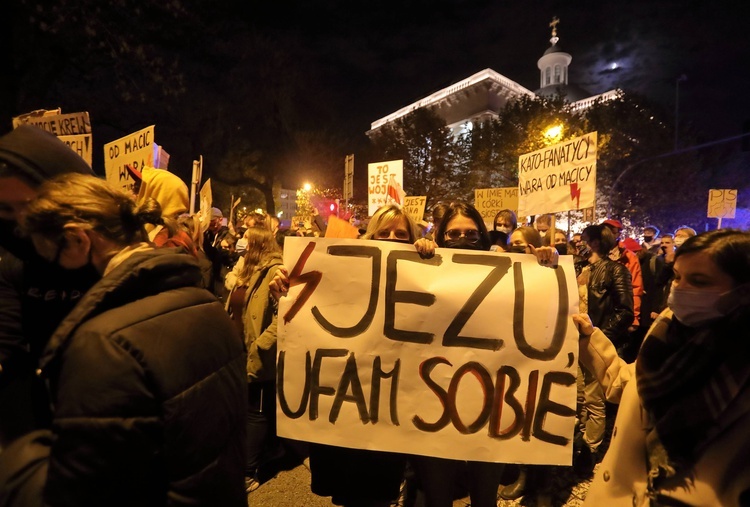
[676,229,750,286]
[434,202,491,251]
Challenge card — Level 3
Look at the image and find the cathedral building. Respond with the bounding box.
[368,18,617,138]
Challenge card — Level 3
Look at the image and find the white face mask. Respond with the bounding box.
[674,237,687,248]
[495,226,512,235]
[668,287,726,327]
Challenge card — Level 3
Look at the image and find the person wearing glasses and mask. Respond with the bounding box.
[573,229,750,506]
[413,203,557,507]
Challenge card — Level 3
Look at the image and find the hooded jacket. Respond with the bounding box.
[37,248,247,506]
[135,166,189,242]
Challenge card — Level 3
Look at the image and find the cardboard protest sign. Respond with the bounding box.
[277,237,579,465]
[198,178,213,234]
[474,188,519,225]
[518,132,597,217]
[368,160,404,216]
[13,109,93,167]
[103,125,155,194]
[13,110,91,135]
[707,189,737,219]
[58,134,93,167]
[402,196,427,223]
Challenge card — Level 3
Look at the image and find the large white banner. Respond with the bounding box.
[103,125,155,194]
[277,237,579,465]
[368,159,404,216]
[518,132,597,217]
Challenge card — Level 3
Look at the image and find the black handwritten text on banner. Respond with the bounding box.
[277,237,579,465]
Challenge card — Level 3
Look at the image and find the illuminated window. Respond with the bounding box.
[554,65,561,83]
[545,67,551,85]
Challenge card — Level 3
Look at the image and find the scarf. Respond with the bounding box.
[636,308,750,481]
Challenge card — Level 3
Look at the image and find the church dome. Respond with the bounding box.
[534,83,592,102]
[543,44,565,55]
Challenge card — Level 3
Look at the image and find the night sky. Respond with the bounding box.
[252,0,750,142]
[5,0,750,190]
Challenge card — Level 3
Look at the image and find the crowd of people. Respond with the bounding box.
[0,125,748,507]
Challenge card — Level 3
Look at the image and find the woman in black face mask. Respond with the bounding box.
[573,229,750,506]
[270,202,416,507]
[435,202,491,251]
[508,226,542,254]
[410,202,504,507]
[361,203,419,244]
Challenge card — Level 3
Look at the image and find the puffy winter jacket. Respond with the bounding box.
[37,248,247,507]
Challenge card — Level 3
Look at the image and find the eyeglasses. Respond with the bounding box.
[444,229,480,241]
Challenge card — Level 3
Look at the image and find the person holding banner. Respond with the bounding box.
[412,202,558,507]
[270,203,417,507]
[508,226,543,255]
[0,174,247,506]
[573,229,750,507]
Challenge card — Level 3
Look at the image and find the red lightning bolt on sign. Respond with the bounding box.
[283,241,322,324]
[570,182,581,208]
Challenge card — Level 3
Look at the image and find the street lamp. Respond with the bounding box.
[543,124,563,144]
[303,183,312,192]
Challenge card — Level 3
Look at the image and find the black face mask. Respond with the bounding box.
[555,243,568,255]
[444,238,483,250]
[643,235,654,243]
[576,242,592,259]
[509,245,528,254]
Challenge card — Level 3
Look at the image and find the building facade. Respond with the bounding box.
[368,20,617,137]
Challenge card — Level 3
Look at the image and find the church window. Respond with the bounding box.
[554,65,561,83]
[545,67,551,86]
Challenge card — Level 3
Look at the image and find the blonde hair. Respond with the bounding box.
[23,173,162,247]
[362,204,419,242]
[236,227,280,285]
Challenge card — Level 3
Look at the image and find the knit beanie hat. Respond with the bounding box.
[0,125,94,184]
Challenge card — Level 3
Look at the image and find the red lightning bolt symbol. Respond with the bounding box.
[283,241,322,324]
[570,183,581,208]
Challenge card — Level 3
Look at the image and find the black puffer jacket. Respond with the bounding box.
[37,249,247,507]
[586,258,634,347]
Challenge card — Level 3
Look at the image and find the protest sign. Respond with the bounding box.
[57,134,93,167]
[13,110,91,135]
[518,132,597,217]
[707,189,737,219]
[103,125,155,193]
[368,160,404,216]
[277,237,579,465]
[474,187,519,225]
[198,178,213,233]
[402,196,427,223]
[13,109,93,167]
